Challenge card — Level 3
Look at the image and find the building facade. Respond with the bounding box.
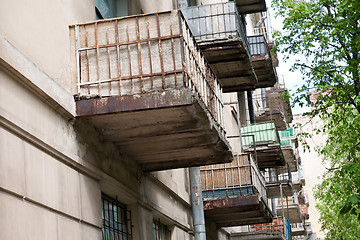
[0,0,313,239]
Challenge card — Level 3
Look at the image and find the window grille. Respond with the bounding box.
[102,194,132,240]
[153,220,171,240]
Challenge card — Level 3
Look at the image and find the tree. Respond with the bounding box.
[272,0,360,238]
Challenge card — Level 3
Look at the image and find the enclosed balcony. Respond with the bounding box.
[230,217,292,240]
[235,0,267,14]
[182,2,257,92]
[291,223,307,237]
[241,122,285,170]
[70,11,232,171]
[276,196,303,223]
[201,154,272,227]
[264,165,294,199]
[253,89,292,131]
[248,35,278,89]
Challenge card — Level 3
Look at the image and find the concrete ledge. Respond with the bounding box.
[0,33,76,118]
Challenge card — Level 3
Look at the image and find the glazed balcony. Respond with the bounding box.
[248,35,278,89]
[235,0,267,14]
[264,164,294,198]
[182,2,257,92]
[253,89,292,131]
[241,122,285,170]
[230,217,292,240]
[200,154,272,227]
[70,11,232,171]
[291,223,307,237]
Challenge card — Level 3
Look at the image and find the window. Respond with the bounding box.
[95,0,128,20]
[102,194,132,239]
[153,220,171,240]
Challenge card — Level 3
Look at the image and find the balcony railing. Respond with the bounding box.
[182,2,248,51]
[72,11,224,130]
[250,217,292,240]
[70,11,233,171]
[182,2,257,92]
[201,154,266,201]
[241,122,280,146]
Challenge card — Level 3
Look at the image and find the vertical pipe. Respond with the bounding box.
[190,167,206,240]
[269,168,277,215]
[247,90,255,123]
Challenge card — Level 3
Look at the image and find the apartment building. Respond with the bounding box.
[0,0,313,239]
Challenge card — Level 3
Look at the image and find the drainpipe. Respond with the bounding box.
[247,90,255,124]
[269,168,277,215]
[190,167,206,240]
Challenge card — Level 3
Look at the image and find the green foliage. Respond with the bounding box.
[272,0,360,238]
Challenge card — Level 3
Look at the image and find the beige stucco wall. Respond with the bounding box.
[0,1,198,238]
[293,114,327,239]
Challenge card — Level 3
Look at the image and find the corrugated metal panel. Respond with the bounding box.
[241,122,278,146]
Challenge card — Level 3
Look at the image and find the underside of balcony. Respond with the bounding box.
[255,109,287,131]
[266,181,294,198]
[243,144,285,170]
[277,204,303,223]
[199,39,257,92]
[203,196,273,227]
[231,231,286,240]
[235,0,267,14]
[281,146,297,172]
[76,89,232,171]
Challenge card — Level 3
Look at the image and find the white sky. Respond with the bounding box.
[266,0,311,114]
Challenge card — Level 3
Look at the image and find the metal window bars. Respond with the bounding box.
[181,2,249,52]
[102,195,133,240]
[153,219,171,240]
[247,35,270,56]
[200,154,267,202]
[71,11,225,131]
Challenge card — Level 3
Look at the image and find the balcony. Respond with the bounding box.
[182,2,257,92]
[241,122,285,170]
[230,217,292,240]
[235,0,267,14]
[248,35,278,89]
[276,197,303,223]
[201,154,272,227]
[292,169,305,192]
[264,165,294,198]
[291,223,307,237]
[253,89,292,131]
[70,11,232,171]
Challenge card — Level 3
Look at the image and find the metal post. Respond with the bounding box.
[280,183,286,237]
[269,168,277,215]
[190,167,206,240]
[247,90,256,124]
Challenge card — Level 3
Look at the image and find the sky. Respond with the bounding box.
[266,0,311,115]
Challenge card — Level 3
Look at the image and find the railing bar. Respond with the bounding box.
[136,17,144,93]
[115,19,122,96]
[95,22,101,96]
[147,22,154,91]
[156,14,166,89]
[170,25,178,88]
[77,34,183,51]
[78,69,185,86]
[126,27,133,93]
[83,27,90,94]
[106,32,112,94]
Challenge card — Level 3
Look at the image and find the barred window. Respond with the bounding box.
[102,194,132,240]
[153,220,171,240]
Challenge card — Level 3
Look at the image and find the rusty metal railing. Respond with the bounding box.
[71,11,225,130]
[247,34,270,56]
[182,2,249,52]
[200,154,266,202]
